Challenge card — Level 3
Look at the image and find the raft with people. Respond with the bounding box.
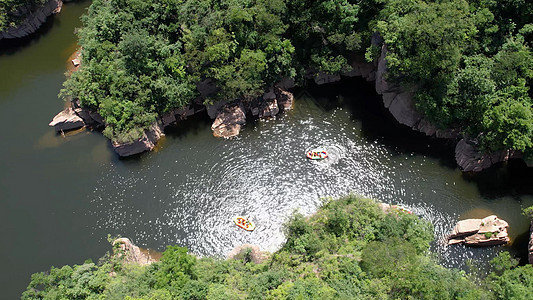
[233,216,255,231]
[306,148,328,160]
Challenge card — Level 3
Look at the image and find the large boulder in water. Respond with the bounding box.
[448,215,510,247]
[49,107,85,132]
[211,104,246,138]
[455,139,523,172]
[112,121,164,157]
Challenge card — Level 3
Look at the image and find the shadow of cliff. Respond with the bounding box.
[461,159,533,199]
[305,76,457,169]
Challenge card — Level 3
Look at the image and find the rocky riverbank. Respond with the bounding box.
[0,0,63,40]
[50,41,532,169]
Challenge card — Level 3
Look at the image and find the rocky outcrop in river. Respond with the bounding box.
[448,215,509,247]
[48,107,84,132]
[211,104,247,138]
[0,0,62,40]
[455,139,524,172]
[112,121,165,157]
[113,238,156,265]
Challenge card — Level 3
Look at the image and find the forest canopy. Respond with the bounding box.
[58,0,533,155]
[22,195,533,299]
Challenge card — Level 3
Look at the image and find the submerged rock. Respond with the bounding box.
[211,104,246,138]
[113,238,156,265]
[448,215,509,247]
[112,121,164,157]
[49,107,85,132]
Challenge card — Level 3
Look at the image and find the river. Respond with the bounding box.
[1,1,533,298]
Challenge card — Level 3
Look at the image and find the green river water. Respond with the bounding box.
[1,2,533,298]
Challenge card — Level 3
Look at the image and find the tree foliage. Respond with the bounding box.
[23,195,509,299]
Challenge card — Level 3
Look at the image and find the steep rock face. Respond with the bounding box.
[49,107,84,132]
[448,215,510,247]
[0,0,63,40]
[211,104,246,138]
[112,121,165,157]
[373,45,458,139]
[455,139,523,172]
[113,238,156,265]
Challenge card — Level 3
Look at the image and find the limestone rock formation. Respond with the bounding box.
[113,238,156,265]
[448,215,510,247]
[227,244,270,264]
[455,139,522,172]
[49,107,85,132]
[112,121,165,157]
[0,0,63,40]
[211,104,246,138]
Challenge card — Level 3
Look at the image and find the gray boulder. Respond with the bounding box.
[211,104,246,138]
[49,107,85,132]
[112,121,164,157]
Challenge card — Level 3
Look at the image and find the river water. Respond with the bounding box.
[1,1,533,298]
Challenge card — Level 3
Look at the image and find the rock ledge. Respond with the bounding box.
[448,215,509,247]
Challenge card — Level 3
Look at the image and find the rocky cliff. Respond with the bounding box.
[0,0,62,40]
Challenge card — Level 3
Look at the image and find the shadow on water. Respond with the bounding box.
[305,77,457,169]
[0,15,58,54]
[462,159,533,199]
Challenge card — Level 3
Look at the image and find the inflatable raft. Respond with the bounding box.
[233,216,255,231]
[306,149,328,160]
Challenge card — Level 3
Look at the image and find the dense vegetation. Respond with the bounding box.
[22,195,533,299]
[62,0,533,158]
[0,0,47,31]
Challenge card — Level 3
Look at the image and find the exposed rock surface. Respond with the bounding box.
[276,88,294,111]
[0,0,63,40]
[373,45,458,139]
[448,215,509,247]
[112,121,165,157]
[161,104,200,127]
[211,104,246,138]
[227,244,270,264]
[71,99,104,130]
[49,107,84,131]
[259,91,279,119]
[113,238,156,265]
[455,139,523,172]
